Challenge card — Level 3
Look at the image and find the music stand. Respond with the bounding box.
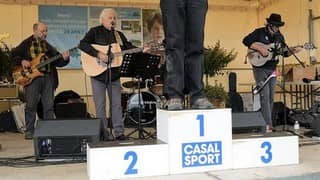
[121,52,160,139]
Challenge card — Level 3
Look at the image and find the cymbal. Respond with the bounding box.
[122,80,146,89]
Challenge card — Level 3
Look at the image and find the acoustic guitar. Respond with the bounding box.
[80,43,163,77]
[12,47,78,87]
[247,42,314,67]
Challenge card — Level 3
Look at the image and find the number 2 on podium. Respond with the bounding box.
[124,151,138,175]
[196,114,205,137]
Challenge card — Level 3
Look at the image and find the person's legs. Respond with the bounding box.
[107,79,124,138]
[184,0,212,109]
[185,0,208,101]
[253,68,274,131]
[24,78,41,139]
[91,78,109,138]
[41,74,55,120]
[161,0,186,110]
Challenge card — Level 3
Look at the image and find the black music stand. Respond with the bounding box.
[121,52,160,139]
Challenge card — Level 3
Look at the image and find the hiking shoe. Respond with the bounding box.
[191,97,214,109]
[166,98,183,110]
[115,134,128,141]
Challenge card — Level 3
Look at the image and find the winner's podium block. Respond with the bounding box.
[232,135,299,169]
[87,139,168,180]
[157,109,233,174]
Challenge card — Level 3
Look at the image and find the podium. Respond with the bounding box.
[157,109,233,174]
[87,108,299,179]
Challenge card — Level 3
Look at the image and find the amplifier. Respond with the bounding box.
[33,119,100,160]
[0,85,18,98]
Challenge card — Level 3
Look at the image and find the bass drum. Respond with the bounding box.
[127,92,160,126]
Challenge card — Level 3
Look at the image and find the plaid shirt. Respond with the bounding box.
[30,38,50,72]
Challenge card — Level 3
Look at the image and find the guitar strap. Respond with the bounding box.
[114,31,123,46]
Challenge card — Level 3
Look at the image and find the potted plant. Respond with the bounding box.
[204,81,228,107]
[203,41,237,106]
[0,41,14,82]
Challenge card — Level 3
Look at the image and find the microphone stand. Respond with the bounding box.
[105,26,115,140]
[278,40,305,138]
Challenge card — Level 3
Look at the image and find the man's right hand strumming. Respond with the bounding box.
[251,42,269,57]
[21,60,31,68]
[97,52,108,63]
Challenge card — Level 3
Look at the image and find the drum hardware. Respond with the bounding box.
[120,52,160,139]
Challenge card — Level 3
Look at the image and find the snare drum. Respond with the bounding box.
[121,77,148,94]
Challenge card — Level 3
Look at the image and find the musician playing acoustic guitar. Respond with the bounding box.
[242,13,302,133]
[12,22,70,139]
[79,8,150,141]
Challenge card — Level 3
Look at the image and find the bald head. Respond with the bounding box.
[33,22,48,40]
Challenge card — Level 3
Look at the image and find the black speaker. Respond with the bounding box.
[33,119,100,160]
[312,113,320,136]
[232,111,266,133]
[55,102,87,118]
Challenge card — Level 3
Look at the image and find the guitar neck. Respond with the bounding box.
[35,54,62,69]
[35,47,76,69]
[113,47,143,57]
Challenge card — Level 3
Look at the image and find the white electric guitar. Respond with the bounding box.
[247,42,314,67]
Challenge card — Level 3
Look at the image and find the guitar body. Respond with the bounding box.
[12,54,44,87]
[247,42,279,67]
[81,43,123,76]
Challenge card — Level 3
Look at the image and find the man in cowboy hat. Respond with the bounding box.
[242,13,301,133]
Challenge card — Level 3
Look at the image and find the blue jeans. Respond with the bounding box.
[160,0,208,103]
[253,68,276,126]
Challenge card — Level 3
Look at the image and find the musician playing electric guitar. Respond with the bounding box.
[242,13,302,133]
[12,22,70,139]
[79,8,150,141]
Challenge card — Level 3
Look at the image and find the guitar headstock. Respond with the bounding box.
[146,41,165,53]
[302,42,316,50]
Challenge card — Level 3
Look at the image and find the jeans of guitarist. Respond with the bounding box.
[79,25,135,140]
[12,35,70,138]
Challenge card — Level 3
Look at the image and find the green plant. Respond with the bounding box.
[204,82,228,102]
[203,41,237,86]
[0,41,14,82]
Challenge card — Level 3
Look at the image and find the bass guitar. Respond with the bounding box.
[80,43,163,76]
[247,42,314,67]
[12,47,78,87]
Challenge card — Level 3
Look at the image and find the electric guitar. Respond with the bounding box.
[80,43,163,77]
[247,42,314,67]
[12,47,78,87]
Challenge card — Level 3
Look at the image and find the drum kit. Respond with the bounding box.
[121,76,163,128]
[120,52,164,139]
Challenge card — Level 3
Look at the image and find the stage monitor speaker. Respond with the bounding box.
[232,111,266,133]
[33,119,100,160]
[55,102,87,118]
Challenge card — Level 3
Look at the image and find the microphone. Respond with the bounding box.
[110,21,115,30]
[302,78,313,83]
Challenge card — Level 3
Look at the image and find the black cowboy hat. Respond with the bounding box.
[266,13,285,27]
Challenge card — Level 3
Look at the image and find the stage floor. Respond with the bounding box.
[1,127,320,180]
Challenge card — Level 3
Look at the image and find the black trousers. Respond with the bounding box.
[160,0,208,102]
